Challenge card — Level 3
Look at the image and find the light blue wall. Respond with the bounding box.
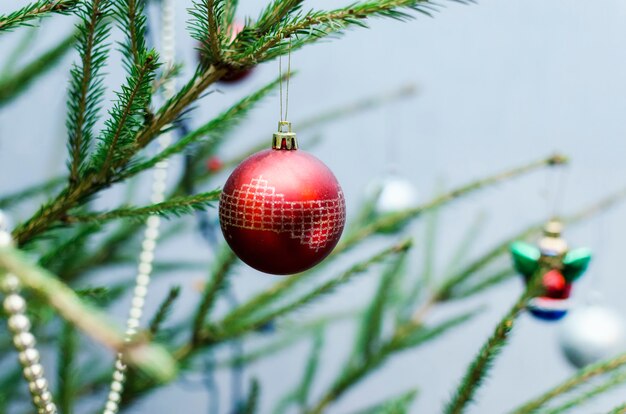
[1,0,626,412]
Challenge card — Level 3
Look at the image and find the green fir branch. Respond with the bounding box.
[189,0,226,66]
[214,239,413,341]
[113,0,147,71]
[0,0,79,33]
[67,190,221,223]
[307,309,479,414]
[122,74,284,180]
[255,0,304,34]
[511,353,626,414]
[0,32,75,107]
[191,247,238,345]
[608,403,626,414]
[543,369,626,414]
[149,286,181,336]
[242,379,261,414]
[66,0,112,183]
[443,271,545,414]
[349,389,419,414]
[355,251,407,360]
[89,50,160,176]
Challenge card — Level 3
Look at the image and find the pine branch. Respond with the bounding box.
[121,74,285,180]
[214,239,413,341]
[191,247,238,345]
[608,403,626,414]
[0,0,79,33]
[0,32,75,107]
[57,322,78,414]
[66,0,112,183]
[0,246,177,383]
[149,286,181,336]
[113,0,147,71]
[307,309,479,414]
[511,353,626,414]
[66,190,221,223]
[349,389,418,414]
[355,251,407,360]
[255,0,304,34]
[89,50,160,176]
[443,271,545,414]
[242,379,260,414]
[189,0,225,66]
[543,369,626,414]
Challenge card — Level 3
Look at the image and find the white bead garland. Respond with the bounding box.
[0,220,57,414]
[103,1,176,412]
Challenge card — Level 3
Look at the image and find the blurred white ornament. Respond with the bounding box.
[559,305,625,368]
[371,175,418,215]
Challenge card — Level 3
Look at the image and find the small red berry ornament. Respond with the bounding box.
[207,156,224,173]
[219,122,346,275]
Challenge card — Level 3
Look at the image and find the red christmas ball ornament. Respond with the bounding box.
[207,156,224,173]
[219,122,346,275]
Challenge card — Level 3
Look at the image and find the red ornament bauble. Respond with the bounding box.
[206,156,224,173]
[219,122,346,275]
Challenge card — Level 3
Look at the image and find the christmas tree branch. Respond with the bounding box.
[0,246,177,383]
[57,322,78,414]
[0,0,79,33]
[191,247,238,345]
[306,309,480,414]
[348,389,419,414]
[543,369,626,414]
[511,353,626,414]
[207,239,413,344]
[0,31,75,107]
[65,190,221,223]
[66,0,111,183]
[608,402,626,414]
[149,286,181,336]
[443,270,546,414]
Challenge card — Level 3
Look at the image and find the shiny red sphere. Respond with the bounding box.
[219,149,345,275]
[542,269,571,299]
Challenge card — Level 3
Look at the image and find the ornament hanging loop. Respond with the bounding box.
[275,34,296,150]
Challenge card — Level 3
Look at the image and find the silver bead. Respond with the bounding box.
[111,380,123,392]
[1,273,20,292]
[108,390,121,403]
[105,401,118,412]
[24,363,44,380]
[8,314,31,332]
[112,370,125,382]
[0,230,13,248]
[115,359,126,371]
[28,377,48,395]
[19,348,40,365]
[14,331,36,350]
[4,293,26,314]
[33,390,52,405]
[43,402,56,414]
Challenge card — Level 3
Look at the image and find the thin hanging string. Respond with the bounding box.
[551,163,569,219]
[102,1,175,413]
[279,35,292,122]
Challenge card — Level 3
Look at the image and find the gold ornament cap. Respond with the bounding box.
[539,219,568,256]
[272,121,298,150]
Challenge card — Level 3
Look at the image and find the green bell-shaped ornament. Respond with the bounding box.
[562,248,592,282]
[510,241,540,278]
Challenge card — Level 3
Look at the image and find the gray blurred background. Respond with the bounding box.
[2,0,626,412]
